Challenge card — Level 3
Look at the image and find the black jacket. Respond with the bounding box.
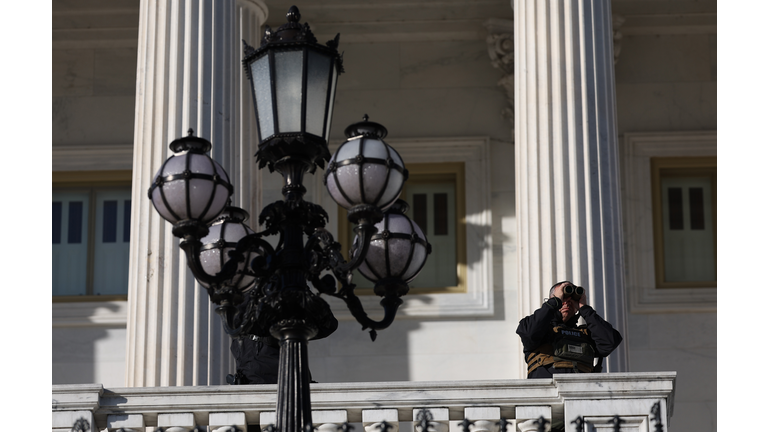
[516,297,622,378]
[230,335,281,384]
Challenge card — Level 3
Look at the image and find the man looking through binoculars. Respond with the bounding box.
[516,281,623,378]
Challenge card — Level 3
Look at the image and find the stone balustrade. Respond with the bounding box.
[52,372,675,432]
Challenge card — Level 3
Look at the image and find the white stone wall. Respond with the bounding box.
[52,301,130,387]
[612,14,717,432]
[52,2,139,387]
[52,327,127,388]
[52,4,138,149]
[614,33,717,133]
[627,312,716,430]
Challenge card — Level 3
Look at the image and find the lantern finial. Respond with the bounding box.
[344,114,388,139]
[287,6,301,22]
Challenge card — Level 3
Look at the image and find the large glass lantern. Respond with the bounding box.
[148,130,233,238]
[325,115,408,222]
[354,200,430,295]
[242,6,343,173]
[198,207,258,291]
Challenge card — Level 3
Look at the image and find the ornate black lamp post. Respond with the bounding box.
[147,6,430,432]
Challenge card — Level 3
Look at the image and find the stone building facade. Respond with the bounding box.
[53,1,716,430]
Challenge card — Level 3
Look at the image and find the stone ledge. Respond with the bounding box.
[52,372,675,429]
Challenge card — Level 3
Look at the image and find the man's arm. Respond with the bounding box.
[579,305,623,356]
[516,297,561,351]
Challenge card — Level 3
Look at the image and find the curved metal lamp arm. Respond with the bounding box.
[339,221,378,274]
[304,225,407,340]
[209,231,283,337]
[229,231,278,273]
[333,288,403,341]
[305,222,377,282]
[179,239,239,288]
[214,302,246,337]
[214,288,264,338]
[179,230,276,292]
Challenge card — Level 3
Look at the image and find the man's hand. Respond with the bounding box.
[578,289,588,308]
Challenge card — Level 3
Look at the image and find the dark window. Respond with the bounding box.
[689,187,705,230]
[652,157,716,288]
[667,188,683,230]
[103,200,118,243]
[68,202,83,243]
[53,186,132,297]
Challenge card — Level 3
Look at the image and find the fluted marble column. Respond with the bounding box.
[126,0,268,386]
[514,0,628,372]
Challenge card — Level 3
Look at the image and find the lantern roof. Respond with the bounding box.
[242,6,344,74]
[344,114,388,139]
[169,129,212,153]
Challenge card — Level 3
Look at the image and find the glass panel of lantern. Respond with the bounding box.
[247,46,340,143]
[274,49,304,133]
[250,55,274,139]
[305,49,334,139]
[324,61,338,143]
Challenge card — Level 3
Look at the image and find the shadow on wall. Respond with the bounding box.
[307,318,423,383]
[52,301,125,387]
[301,208,518,383]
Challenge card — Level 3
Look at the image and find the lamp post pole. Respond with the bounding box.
[147,7,430,432]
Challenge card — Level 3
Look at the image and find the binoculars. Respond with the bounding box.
[563,284,584,298]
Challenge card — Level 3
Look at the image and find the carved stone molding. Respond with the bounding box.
[483,13,625,125]
[483,19,515,129]
[485,32,514,74]
[613,14,626,65]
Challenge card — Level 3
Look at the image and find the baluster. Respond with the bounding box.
[515,407,551,432]
[533,417,550,432]
[158,413,197,432]
[107,413,145,431]
[314,409,349,432]
[261,412,277,431]
[610,415,625,432]
[570,416,586,432]
[209,412,247,432]
[495,418,512,432]
[363,408,400,432]
[53,411,95,432]
[68,417,92,432]
[458,418,475,432]
[651,401,665,432]
[464,407,500,432]
[413,408,449,432]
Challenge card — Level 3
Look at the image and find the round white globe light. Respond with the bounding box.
[198,207,257,291]
[355,201,429,285]
[148,131,233,227]
[325,116,407,212]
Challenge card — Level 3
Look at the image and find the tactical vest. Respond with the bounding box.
[526,325,597,375]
